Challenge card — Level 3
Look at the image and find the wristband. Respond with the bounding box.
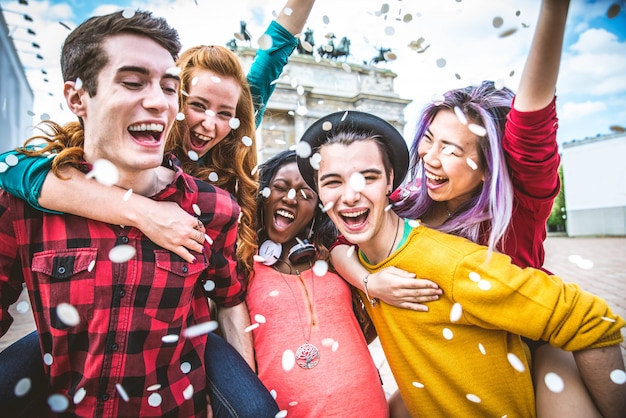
[362,274,378,307]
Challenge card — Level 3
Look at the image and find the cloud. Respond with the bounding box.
[559,100,607,120]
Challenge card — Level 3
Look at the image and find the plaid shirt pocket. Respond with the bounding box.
[31,248,97,331]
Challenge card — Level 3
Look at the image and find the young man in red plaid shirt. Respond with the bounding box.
[0,10,273,417]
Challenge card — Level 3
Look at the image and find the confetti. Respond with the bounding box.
[322,338,335,347]
[466,158,478,170]
[204,280,216,292]
[436,58,447,68]
[14,377,32,397]
[321,201,334,213]
[75,77,83,90]
[544,372,565,392]
[122,188,133,202]
[245,323,260,332]
[346,245,355,258]
[469,272,481,282]
[255,314,266,323]
[610,369,626,384]
[478,343,486,355]
[269,290,280,297]
[477,279,492,290]
[442,328,454,340]
[466,394,481,403]
[188,150,199,161]
[73,387,87,404]
[180,362,192,374]
[468,124,487,137]
[43,353,54,366]
[287,188,297,199]
[47,394,70,413]
[208,172,219,182]
[229,118,240,130]
[454,106,468,125]
[408,220,420,228]
[257,34,273,50]
[261,187,271,198]
[121,9,135,19]
[148,393,162,407]
[309,153,322,170]
[507,353,526,372]
[331,341,339,351]
[431,93,445,105]
[161,334,179,344]
[499,28,517,38]
[116,383,130,402]
[85,158,119,186]
[275,411,288,418]
[16,301,30,313]
[176,112,185,121]
[183,384,194,400]
[412,381,425,388]
[282,349,296,371]
[313,260,329,276]
[349,172,366,192]
[607,3,621,18]
[109,245,136,263]
[384,204,393,212]
[242,136,253,147]
[183,321,219,338]
[450,303,463,322]
[5,154,18,166]
[56,303,80,327]
[492,16,504,28]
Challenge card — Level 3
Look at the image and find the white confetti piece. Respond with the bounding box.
[43,353,53,366]
[349,172,366,192]
[192,204,201,216]
[507,353,526,372]
[454,106,468,125]
[16,301,30,314]
[283,7,293,16]
[610,369,626,384]
[229,118,241,130]
[431,93,445,105]
[261,187,271,198]
[183,384,194,400]
[121,9,135,19]
[270,389,277,399]
[576,258,594,270]
[450,303,463,322]
[147,384,161,392]
[346,245,355,258]
[322,338,335,347]
[208,172,219,182]
[255,314,266,324]
[123,188,133,201]
[116,383,130,402]
[109,245,136,263]
[47,394,70,413]
[544,372,564,392]
[282,349,296,371]
[408,220,420,228]
[183,321,219,338]
[468,124,487,137]
[14,377,32,397]
[188,150,199,161]
[269,290,280,297]
[384,204,393,212]
[161,334,179,344]
[287,189,296,199]
[242,136,253,147]
[289,401,298,406]
[442,328,454,340]
[203,280,216,292]
[253,255,266,263]
[75,77,83,90]
[313,260,329,277]
[295,141,312,158]
[436,58,447,68]
[602,316,617,322]
[176,112,186,121]
[56,303,80,327]
[477,279,492,290]
[331,341,339,352]
[412,381,424,388]
[85,158,119,186]
[466,394,481,403]
[469,272,481,282]
[148,393,162,407]
[5,154,18,166]
[322,121,333,131]
[245,323,260,332]
[321,201,334,213]
[257,34,273,50]
[478,343,486,355]
[466,158,478,170]
[73,387,87,404]
[275,411,288,418]
[309,152,322,170]
[180,362,192,374]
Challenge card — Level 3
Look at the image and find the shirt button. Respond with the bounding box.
[111,343,118,351]
[120,236,129,244]
[102,393,109,401]
[118,289,125,297]
[182,265,188,273]
[57,266,66,274]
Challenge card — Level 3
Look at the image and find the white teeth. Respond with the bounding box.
[128,123,164,132]
[276,210,294,219]
[342,209,367,218]
[425,171,447,181]
[195,133,213,142]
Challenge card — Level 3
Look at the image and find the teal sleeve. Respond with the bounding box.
[0,149,62,214]
[247,20,298,127]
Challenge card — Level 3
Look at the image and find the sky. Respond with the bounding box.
[3,0,626,145]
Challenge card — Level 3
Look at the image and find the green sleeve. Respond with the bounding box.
[247,20,298,127]
[0,149,62,214]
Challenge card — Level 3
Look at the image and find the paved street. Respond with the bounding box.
[1,235,625,398]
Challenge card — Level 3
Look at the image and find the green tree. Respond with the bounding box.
[547,165,566,232]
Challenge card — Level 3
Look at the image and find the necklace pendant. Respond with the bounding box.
[295,342,320,369]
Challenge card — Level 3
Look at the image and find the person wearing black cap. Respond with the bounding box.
[296,110,626,417]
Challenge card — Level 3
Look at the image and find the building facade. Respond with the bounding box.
[561,132,626,236]
[235,48,411,163]
[0,11,34,153]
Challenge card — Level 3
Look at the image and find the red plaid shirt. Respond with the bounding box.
[0,154,245,417]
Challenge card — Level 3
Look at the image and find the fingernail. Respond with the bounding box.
[191,257,196,263]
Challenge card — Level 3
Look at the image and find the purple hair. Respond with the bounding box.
[394,81,515,253]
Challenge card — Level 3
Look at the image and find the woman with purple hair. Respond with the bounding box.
[331,0,602,416]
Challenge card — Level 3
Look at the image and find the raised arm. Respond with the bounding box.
[514,0,570,111]
[37,167,204,262]
[331,243,441,311]
[248,0,315,126]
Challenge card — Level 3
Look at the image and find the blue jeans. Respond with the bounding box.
[0,330,279,418]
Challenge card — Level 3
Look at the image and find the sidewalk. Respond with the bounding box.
[2,236,625,397]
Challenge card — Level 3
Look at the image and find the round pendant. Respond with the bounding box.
[295,343,320,369]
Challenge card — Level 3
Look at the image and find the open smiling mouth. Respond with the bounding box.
[340,209,369,226]
[425,171,448,185]
[274,209,295,228]
[190,132,213,149]
[128,123,164,143]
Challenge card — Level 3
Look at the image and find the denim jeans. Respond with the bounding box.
[0,330,279,418]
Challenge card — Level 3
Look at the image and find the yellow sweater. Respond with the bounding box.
[361,222,624,417]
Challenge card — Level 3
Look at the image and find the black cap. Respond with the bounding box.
[296,110,409,191]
